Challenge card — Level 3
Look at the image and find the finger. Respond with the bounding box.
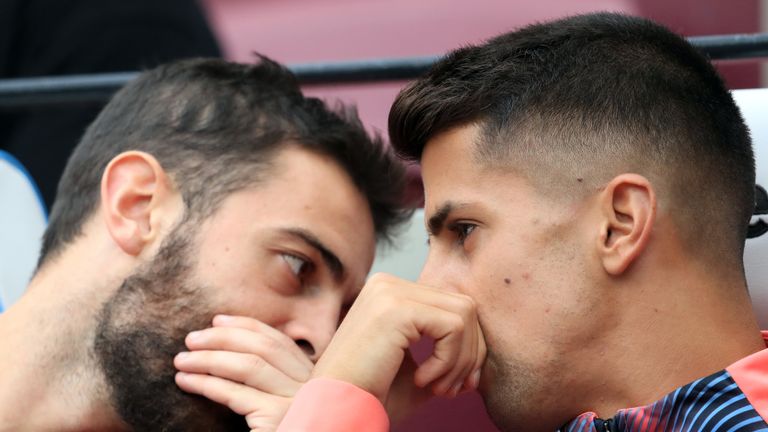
[409,303,471,392]
[436,310,481,397]
[175,372,289,427]
[174,350,303,397]
[310,273,482,403]
[456,319,487,394]
[367,274,475,313]
[212,315,307,362]
[185,327,312,382]
[192,320,313,372]
[436,296,480,396]
[360,277,480,395]
[427,325,476,397]
[470,320,487,390]
[410,297,480,397]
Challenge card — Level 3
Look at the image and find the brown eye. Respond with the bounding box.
[453,223,477,245]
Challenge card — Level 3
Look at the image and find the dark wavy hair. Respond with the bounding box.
[41,56,410,266]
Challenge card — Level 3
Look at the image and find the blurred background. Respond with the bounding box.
[1,1,766,430]
[206,0,767,139]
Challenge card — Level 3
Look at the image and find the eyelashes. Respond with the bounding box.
[448,222,477,246]
[425,220,479,248]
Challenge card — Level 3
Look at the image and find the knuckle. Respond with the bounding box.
[262,335,282,352]
[379,294,399,312]
[246,355,267,373]
[447,314,465,334]
[245,411,281,430]
[196,350,216,366]
[226,386,250,410]
[454,295,478,320]
[209,328,231,345]
[376,294,409,321]
[368,272,390,284]
[457,294,477,311]
[366,273,397,293]
[478,341,488,361]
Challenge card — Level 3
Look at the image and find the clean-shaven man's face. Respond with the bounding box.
[418,124,608,430]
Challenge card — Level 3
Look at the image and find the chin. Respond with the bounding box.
[477,351,551,432]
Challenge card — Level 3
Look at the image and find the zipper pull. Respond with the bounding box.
[603,418,616,432]
[593,418,617,432]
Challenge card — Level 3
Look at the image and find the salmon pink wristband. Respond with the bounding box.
[277,378,390,432]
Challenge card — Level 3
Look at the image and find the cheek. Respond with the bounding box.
[470,232,601,366]
[486,272,601,365]
[214,287,295,326]
[196,240,252,288]
[197,254,293,320]
[471,261,576,353]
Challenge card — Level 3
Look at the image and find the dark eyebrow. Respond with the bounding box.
[280,228,344,282]
[428,201,460,236]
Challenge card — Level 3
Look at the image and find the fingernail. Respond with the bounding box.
[451,381,463,397]
[472,369,481,389]
[214,314,233,323]
[175,372,188,383]
[175,351,189,361]
[187,331,202,341]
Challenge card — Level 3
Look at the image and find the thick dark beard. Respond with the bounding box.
[94,224,249,431]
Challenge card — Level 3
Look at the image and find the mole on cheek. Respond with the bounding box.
[504,278,511,285]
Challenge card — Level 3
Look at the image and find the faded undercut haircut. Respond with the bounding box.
[389,12,754,266]
[40,56,410,267]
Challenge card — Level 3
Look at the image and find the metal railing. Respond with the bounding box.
[0,33,767,110]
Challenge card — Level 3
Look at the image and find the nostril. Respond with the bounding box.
[295,339,316,358]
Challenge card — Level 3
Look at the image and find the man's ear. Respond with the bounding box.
[597,174,656,276]
[100,151,177,256]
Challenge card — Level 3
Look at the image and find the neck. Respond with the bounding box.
[581,259,764,419]
[0,238,131,431]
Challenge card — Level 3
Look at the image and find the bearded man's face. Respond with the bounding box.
[94,147,378,430]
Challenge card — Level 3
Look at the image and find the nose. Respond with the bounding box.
[418,248,462,293]
[279,295,341,363]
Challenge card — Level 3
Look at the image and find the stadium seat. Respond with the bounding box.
[0,150,47,312]
[736,88,768,327]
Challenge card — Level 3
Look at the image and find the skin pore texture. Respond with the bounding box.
[0,146,375,431]
[416,124,765,431]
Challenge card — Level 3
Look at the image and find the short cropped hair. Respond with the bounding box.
[41,56,409,266]
[389,12,754,265]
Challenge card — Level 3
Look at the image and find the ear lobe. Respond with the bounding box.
[598,174,656,276]
[100,151,174,256]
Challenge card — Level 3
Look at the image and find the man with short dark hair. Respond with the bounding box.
[0,56,408,431]
[277,13,768,431]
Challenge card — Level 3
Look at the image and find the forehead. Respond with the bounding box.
[422,125,498,201]
[420,125,546,219]
[421,125,482,179]
[206,146,376,282]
